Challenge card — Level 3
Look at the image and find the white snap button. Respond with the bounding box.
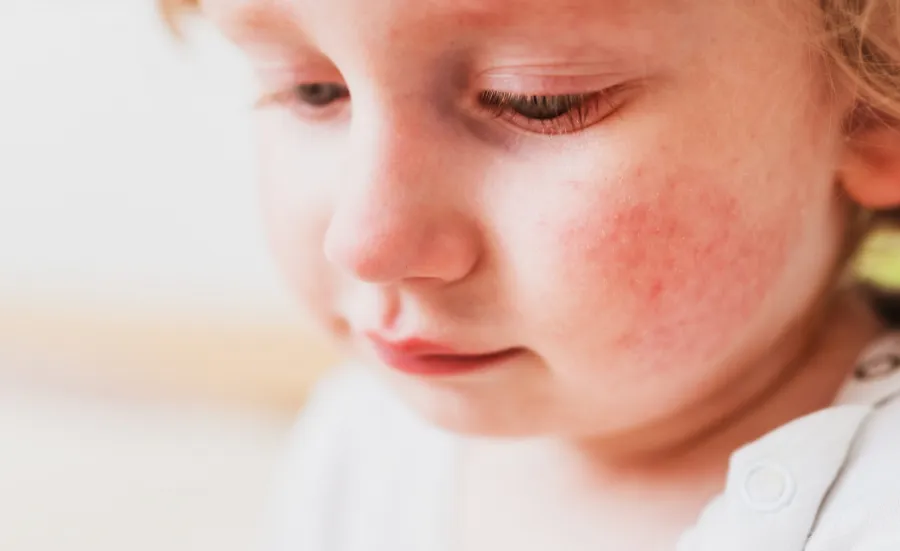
[740,462,795,512]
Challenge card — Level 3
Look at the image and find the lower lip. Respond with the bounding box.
[371,345,524,377]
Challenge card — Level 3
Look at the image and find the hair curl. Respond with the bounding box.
[158,0,198,35]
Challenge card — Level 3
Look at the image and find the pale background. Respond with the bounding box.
[0,1,336,549]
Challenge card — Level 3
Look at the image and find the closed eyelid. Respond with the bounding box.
[471,58,650,91]
[476,73,632,96]
[476,61,629,76]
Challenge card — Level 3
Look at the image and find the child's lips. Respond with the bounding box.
[365,334,524,376]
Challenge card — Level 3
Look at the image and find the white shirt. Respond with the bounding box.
[263,334,900,551]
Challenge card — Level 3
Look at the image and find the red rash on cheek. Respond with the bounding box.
[578,178,792,360]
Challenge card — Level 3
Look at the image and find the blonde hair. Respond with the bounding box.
[158,0,198,36]
[821,0,900,126]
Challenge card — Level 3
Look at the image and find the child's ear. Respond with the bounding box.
[840,125,900,209]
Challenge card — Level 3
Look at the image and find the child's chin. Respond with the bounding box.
[390,379,547,438]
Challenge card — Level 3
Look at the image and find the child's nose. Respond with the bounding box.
[323,122,481,286]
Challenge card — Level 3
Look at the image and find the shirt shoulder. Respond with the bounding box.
[261,365,457,551]
[806,396,900,551]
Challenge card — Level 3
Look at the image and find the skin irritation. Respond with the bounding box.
[597,176,793,356]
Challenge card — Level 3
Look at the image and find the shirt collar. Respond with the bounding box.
[836,332,900,407]
[679,332,900,551]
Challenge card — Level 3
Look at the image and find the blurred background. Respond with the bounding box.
[0,1,337,549]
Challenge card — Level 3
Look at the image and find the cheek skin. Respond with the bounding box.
[255,125,345,339]
[563,169,796,363]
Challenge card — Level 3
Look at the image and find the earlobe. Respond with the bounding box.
[840,125,900,210]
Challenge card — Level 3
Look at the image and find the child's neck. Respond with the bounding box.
[560,289,884,487]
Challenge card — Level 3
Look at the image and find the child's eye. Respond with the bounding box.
[255,82,350,118]
[478,90,622,135]
[293,83,350,106]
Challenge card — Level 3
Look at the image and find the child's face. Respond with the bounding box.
[209,0,852,436]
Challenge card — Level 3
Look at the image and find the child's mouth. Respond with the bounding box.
[366,335,524,376]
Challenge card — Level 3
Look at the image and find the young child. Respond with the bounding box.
[166,0,900,549]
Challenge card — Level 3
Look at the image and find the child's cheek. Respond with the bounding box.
[256,125,342,340]
[562,172,794,361]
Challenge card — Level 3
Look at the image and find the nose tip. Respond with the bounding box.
[323,205,480,285]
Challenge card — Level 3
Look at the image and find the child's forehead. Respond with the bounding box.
[208,0,688,43]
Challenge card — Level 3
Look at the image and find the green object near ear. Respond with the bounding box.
[856,229,900,288]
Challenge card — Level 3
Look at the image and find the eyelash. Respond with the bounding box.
[255,84,623,135]
[476,90,620,135]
